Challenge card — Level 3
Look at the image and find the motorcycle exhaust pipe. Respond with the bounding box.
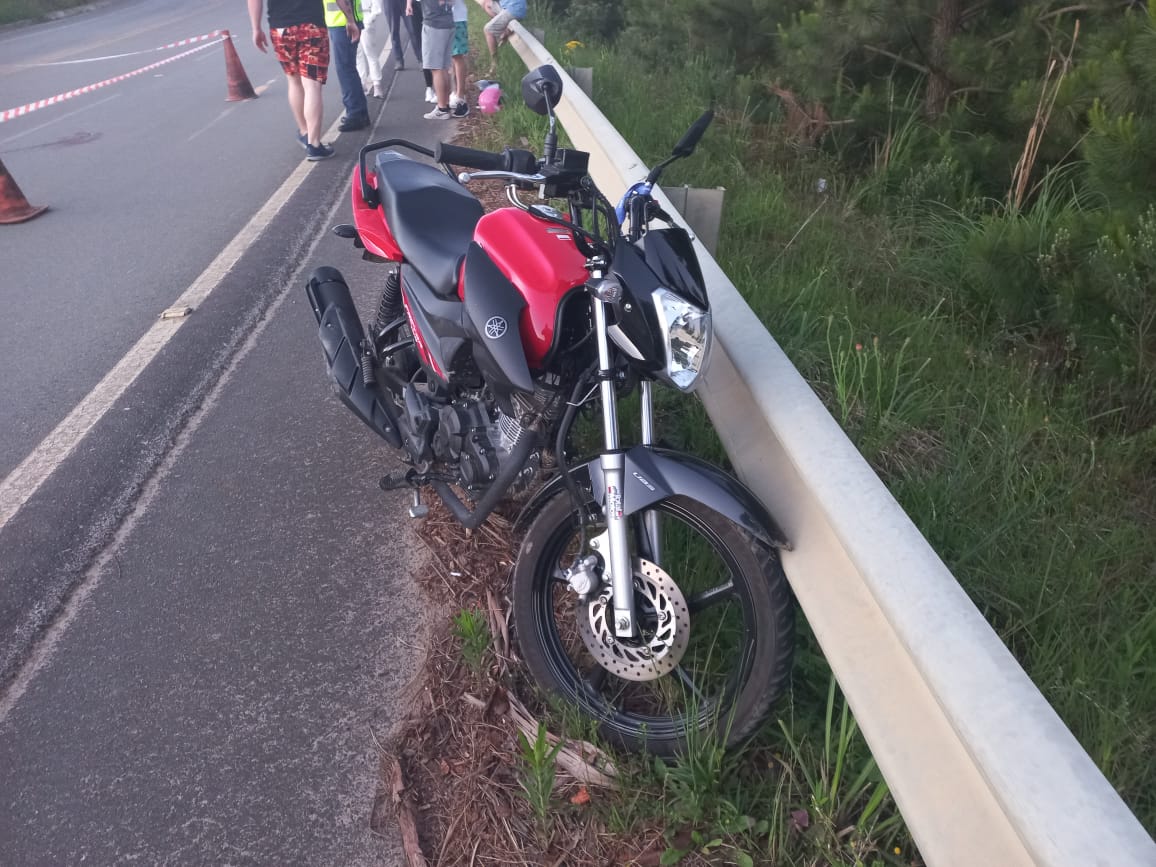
[431,430,541,530]
[305,267,403,449]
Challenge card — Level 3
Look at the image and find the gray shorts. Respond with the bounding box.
[484,9,515,35]
[421,25,453,70]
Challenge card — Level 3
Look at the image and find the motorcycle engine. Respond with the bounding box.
[431,386,559,494]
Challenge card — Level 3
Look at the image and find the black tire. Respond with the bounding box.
[512,489,794,756]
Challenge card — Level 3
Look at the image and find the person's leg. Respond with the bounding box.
[410,2,424,61]
[484,31,498,72]
[329,24,369,123]
[483,10,514,72]
[422,27,453,115]
[432,68,450,108]
[385,0,404,67]
[356,41,368,90]
[452,55,466,97]
[359,14,384,93]
[291,24,332,158]
[410,4,434,96]
[286,73,307,136]
[272,25,308,140]
[451,22,468,102]
[302,77,324,145]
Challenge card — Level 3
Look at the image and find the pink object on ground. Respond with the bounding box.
[478,84,501,115]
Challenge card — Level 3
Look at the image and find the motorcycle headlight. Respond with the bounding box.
[652,288,712,392]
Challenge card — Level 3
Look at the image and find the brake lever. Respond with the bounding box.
[457,170,548,184]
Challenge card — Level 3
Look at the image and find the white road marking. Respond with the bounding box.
[0,114,345,533]
[188,79,280,141]
[187,104,239,142]
[0,161,357,723]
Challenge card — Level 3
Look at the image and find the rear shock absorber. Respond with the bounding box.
[373,268,402,334]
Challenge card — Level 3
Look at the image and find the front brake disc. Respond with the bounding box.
[577,558,690,682]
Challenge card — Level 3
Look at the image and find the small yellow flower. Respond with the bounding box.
[564,39,584,52]
[893,846,902,855]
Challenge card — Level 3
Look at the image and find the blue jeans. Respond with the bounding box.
[329,24,369,122]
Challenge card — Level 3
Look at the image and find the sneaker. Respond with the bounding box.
[372,81,385,99]
[296,131,308,150]
[423,105,452,120]
[451,100,469,118]
[394,59,405,70]
[338,114,370,132]
[306,142,335,161]
[449,92,464,108]
[425,87,436,103]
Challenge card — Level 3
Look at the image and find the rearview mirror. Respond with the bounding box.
[521,66,563,116]
[671,110,714,158]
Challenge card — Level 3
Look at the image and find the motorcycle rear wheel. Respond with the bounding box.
[512,490,794,756]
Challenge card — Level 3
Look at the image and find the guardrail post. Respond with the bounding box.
[566,66,593,98]
[662,185,725,255]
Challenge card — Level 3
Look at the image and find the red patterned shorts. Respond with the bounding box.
[271,23,329,83]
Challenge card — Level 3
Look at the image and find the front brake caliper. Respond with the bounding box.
[564,554,600,598]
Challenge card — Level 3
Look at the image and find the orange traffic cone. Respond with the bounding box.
[0,159,48,224]
[222,31,257,102]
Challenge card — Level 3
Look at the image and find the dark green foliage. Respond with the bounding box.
[555,0,625,42]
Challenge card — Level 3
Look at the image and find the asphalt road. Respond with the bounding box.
[0,0,444,862]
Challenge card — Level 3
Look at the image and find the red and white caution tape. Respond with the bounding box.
[0,32,229,124]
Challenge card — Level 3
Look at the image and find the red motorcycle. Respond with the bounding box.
[305,66,794,754]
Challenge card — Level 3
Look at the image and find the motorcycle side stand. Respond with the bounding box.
[408,490,429,518]
[378,470,430,518]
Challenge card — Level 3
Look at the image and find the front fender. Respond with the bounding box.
[516,447,789,550]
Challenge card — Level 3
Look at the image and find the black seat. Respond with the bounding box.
[375,152,484,297]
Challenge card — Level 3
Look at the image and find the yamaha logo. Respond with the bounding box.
[484,316,508,339]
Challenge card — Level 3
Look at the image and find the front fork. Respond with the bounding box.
[592,299,660,639]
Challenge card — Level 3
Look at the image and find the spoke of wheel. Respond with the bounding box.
[675,665,706,704]
[584,665,608,694]
[687,580,734,613]
[606,674,633,709]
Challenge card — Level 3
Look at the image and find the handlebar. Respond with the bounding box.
[434,142,508,171]
[434,142,539,174]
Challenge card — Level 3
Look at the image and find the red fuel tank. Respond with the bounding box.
[470,208,589,367]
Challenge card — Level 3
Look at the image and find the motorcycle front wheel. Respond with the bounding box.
[512,489,794,756]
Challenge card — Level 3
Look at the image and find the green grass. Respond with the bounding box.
[516,721,565,842]
[0,0,92,27]
[450,607,491,675]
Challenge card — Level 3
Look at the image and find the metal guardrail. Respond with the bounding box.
[501,22,1156,867]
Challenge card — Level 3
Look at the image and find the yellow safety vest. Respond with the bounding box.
[324,0,362,27]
